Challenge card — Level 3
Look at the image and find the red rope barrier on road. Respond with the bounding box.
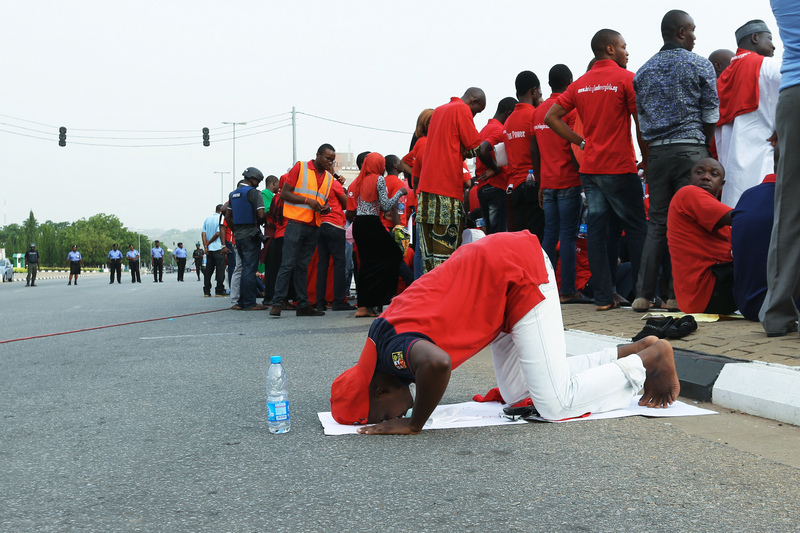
[0,308,228,345]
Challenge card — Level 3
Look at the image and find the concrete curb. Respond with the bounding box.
[564,329,800,426]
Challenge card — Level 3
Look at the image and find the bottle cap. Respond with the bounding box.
[270,356,281,364]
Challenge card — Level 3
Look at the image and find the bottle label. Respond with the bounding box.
[267,401,290,422]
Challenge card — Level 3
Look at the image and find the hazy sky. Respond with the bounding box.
[0,0,780,234]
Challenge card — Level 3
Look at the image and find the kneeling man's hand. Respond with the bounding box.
[358,418,420,435]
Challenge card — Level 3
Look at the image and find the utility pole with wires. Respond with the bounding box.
[214,171,230,203]
[222,121,247,189]
[292,106,297,165]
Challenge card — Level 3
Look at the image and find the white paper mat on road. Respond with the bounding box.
[318,401,527,435]
[318,398,716,435]
[527,397,717,423]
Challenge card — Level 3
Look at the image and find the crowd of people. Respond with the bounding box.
[328,5,800,433]
[196,10,795,334]
[191,6,800,431]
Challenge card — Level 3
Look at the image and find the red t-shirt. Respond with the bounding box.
[504,102,537,188]
[346,175,358,213]
[468,184,479,214]
[321,179,346,227]
[381,231,549,369]
[403,136,427,210]
[418,97,481,200]
[475,118,509,190]
[274,174,289,239]
[556,60,638,175]
[533,94,582,190]
[410,136,427,181]
[667,185,733,313]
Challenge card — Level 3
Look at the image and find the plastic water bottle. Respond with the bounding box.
[266,356,290,434]
[579,206,588,238]
[526,169,536,186]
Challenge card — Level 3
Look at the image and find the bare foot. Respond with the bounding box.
[617,336,659,358]
[636,339,680,408]
[354,306,378,318]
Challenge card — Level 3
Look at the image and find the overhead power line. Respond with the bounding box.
[296,111,410,134]
[0,109,409,147]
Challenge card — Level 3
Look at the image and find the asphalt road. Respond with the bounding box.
[2,274,799,532]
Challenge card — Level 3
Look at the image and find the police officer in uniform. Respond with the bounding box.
[25,243,40,287]
[66,245,84,285]
[224,167,267,310]
[108,243,123,284]
[151,240,165,282]
[192,243,204,281]
[174,242,188,281]
[127,244,141,283]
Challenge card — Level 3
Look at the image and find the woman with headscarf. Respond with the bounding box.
[351,152,407,317]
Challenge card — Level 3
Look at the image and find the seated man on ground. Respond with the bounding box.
[667,158,736,314]
[330,231,679,435]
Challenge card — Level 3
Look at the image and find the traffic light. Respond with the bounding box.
[58,127,67,147]
[202,127,210,147]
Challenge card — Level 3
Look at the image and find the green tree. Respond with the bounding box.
[22,211,38,249]
[0,223,23,257]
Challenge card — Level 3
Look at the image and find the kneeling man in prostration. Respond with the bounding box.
[330,231,680,435]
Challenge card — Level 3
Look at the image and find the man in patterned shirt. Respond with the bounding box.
[631,10,719,313]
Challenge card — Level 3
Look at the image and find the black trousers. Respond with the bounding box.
[176,258,186,281]
[109,260,122,283]
[129,260,141,283]
[509,181,545,242]
[704,262,737,315]
[153,258,163,281]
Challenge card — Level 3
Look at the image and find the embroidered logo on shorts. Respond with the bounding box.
[392,351,407,370]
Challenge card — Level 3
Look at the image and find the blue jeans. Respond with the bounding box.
[581,173,647,306]
[542,185,583,295]
[273,220,320,309]
[316,223,347,307]
[236,234,261,309]
[477,185,508,234]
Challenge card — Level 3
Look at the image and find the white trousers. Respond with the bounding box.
[491,254,646,420]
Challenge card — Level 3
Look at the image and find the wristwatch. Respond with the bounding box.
[579,139,586,150]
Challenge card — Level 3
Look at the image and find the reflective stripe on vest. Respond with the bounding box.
[283,161,333,225]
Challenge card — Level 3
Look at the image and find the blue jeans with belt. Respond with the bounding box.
[580,173,647,307]
[236,234,261,309]
[542,185,583,295]
[477,185,508,234]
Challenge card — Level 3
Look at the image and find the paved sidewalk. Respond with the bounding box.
[561,302,800,427]
[561,303,800,366]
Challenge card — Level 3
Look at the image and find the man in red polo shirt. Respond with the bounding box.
[503,71,545,240]
[668,158,735,314]
[329,231,680,434]
[417,88,485,274]
[533,64,586,304]
[315,173,354,312]
[475,96,517,234]
[270,144,336,317]
[545,29,648,311]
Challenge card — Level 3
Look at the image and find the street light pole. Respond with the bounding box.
[214,171,230,203]
[222,121,247,190]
